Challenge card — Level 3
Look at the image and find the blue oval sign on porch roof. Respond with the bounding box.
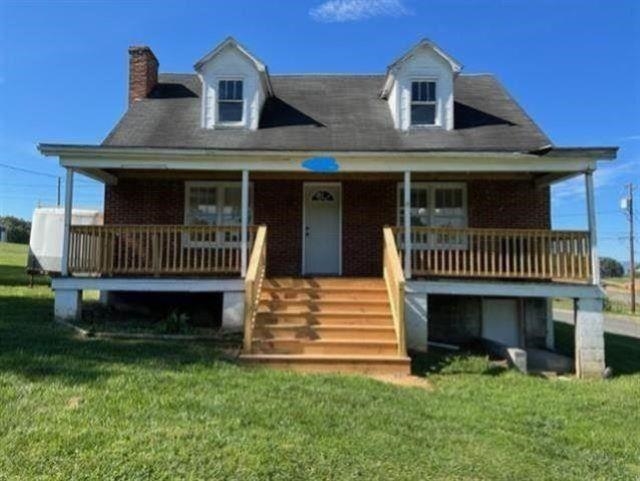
[301,156,340,173]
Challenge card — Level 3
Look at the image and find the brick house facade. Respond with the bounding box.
[104,177,550,277]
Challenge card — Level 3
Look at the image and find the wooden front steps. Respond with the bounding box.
[240,278,411,375]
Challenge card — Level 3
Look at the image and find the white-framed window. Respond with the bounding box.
[184,181,252,247]
[410,80,437,126]
[217,79,244,124]
[397,182,467,248]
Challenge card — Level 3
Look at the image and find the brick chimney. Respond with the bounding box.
[128,46,158,106]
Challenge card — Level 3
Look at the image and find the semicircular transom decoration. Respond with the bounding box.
[311,190,335,202]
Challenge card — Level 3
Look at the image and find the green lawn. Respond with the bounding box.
[1,243,639,480]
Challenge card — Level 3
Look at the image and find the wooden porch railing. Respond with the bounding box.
[382,227,407,357]
[392,227,592,282]
[68,225,256,276]
[243,225,267,353]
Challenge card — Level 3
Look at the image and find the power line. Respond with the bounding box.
[553,210,623,218]
[0,162,59,178]
[0,182,102,189]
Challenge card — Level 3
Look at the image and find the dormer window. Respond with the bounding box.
[218,79,244,123]
[411,80,437,126]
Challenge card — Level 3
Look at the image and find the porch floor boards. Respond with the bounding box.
[240,278,411,375]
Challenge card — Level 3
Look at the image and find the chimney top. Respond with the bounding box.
[128,45,159,106]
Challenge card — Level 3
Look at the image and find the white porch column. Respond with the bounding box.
[240,169,249,277]
[403,170,412,279]
[574,297,605,378]
[585,171,600,285]
[61,168,74,276]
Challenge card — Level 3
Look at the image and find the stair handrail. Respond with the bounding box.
[243,225,267,353]
[383,226,407,356]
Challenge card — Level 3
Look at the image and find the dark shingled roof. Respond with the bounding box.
[102,73,551,152]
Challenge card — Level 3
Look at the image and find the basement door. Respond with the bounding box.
[481,299,521,347]
[303,183,342,275]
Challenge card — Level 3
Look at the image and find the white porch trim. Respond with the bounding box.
[403,171,412,279]
[405,279,604,299]
[52,277,244,292]
[585,171,600,285]
[241,169,249,277]
[61,168,74,276]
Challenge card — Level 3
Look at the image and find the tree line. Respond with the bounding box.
[0,216,31,244]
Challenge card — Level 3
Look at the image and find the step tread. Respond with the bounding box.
[240,354,411,363]
[257,310,393,317]
[259,298,391,304]
[256,324,396,331]
[253,339,398,346]
[263,279,387,292]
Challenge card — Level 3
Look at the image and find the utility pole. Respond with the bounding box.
[57,177,61,206]
[622,183,636,313]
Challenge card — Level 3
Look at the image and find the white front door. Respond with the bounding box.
[482,299,520,347]
[303,183,341,275]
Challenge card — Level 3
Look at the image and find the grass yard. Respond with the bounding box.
[1,242,639,480]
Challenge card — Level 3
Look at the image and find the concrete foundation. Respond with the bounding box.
[545,298,555,350]
[54,289,82,320]
[99,290,109,305]
[405,292,428,351]
[574,297,605,379]
[222,291,245,331]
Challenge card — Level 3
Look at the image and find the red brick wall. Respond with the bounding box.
[342,180,396,276]
[252,179,395,277]
[468,180,550,229]
[104,179,183,225]
[253,180,303,277]
[128,46,158,106]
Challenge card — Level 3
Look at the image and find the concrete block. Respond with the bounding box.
[575,297,605,379]
[405,292,428,351]
[545,298,554,350]
[506,347,527,374]
[222,291,244,331]
[99,290,109,305]
[54,289,82,321]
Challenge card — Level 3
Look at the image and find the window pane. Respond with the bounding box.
[411,104,436,125]
[427,82,436,101]
[420,82,427,101]
[219,101,243,122]
[221,186,242,225]
[411,187,429,227]
[435,188,463,208]
[411,82,419,101]
[187,187,217,225]
[219,80,243,100]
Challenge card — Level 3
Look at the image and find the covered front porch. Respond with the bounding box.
[40,144,612,377]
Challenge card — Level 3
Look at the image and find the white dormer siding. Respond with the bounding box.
[382,39,462,132]
[195,38,272,130]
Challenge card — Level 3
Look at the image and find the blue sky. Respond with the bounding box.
[0,0,638,260]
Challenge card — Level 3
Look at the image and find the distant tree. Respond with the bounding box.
[0,216,31,244]
[599,257,624,278]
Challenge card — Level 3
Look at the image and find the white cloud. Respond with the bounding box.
[620,134,640,142]
[310,0,410,22]
[552,158,639,202]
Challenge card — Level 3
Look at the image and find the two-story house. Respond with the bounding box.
[40,37,617,378]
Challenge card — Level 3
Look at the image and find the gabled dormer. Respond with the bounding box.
[195,37,273,130]
[381,39,462,131]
